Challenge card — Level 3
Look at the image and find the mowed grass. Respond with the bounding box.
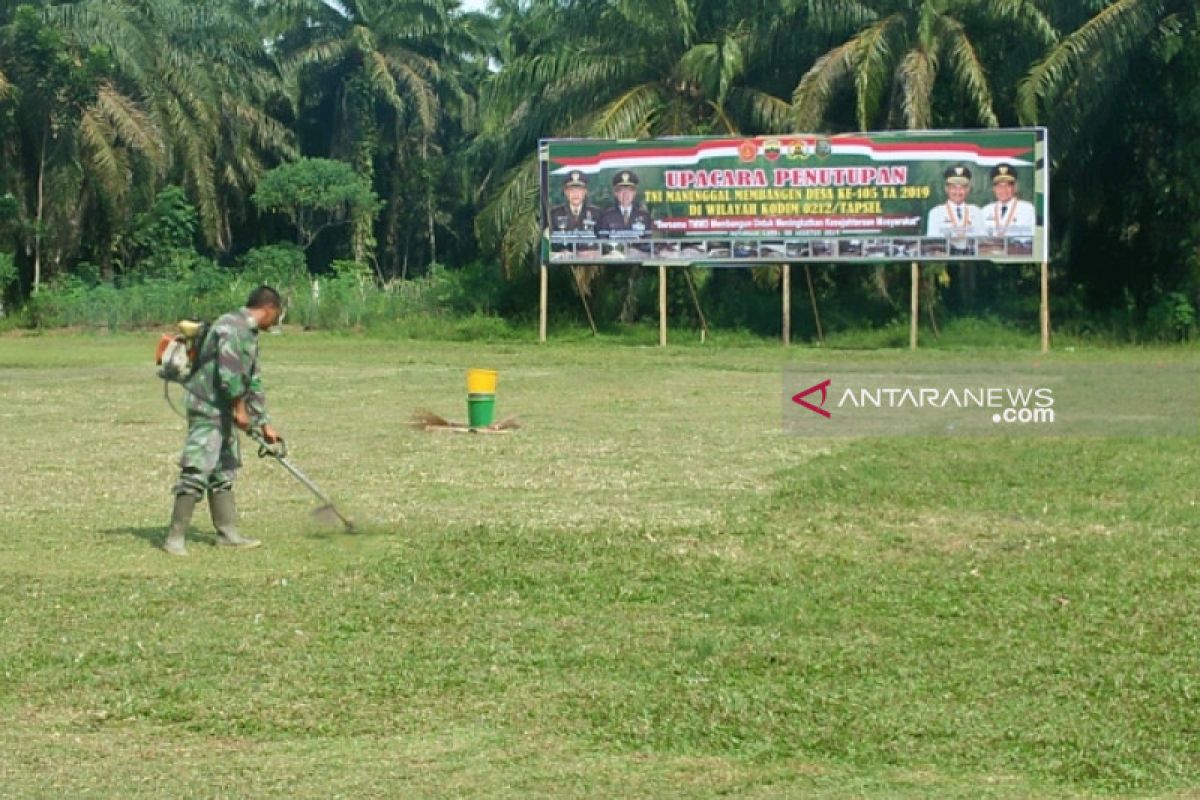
[0,330,1197,799]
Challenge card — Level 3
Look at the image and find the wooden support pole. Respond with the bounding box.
[539,263,548,342]
[804,264,824,345]
[682,267,709,343]
[910,262,919,350]
[570,266,598,336]
[782,263,791,346]
[1040,260,1050,353]
[659,264,668,347]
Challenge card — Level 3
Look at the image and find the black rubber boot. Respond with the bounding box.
[209,491,261,549]
[164,494,197,556]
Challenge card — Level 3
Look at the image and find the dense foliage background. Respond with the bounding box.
[1,0,1197,340]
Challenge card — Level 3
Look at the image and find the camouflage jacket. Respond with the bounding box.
[184,308,270,425]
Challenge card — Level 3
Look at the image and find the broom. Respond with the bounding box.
[410,408,520,433]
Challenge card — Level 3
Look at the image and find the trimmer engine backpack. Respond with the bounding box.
[155,319,210,383]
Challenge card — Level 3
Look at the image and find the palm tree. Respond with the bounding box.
[0,0,297,288]
[271,0,481,269]
[1017,0,1200,314]
[792,0,1057,131]
[60,0,296,253]
[787,0,1059,314]
[478,0,821,280]
[1017,0,1199,133]
[0,3,163,290]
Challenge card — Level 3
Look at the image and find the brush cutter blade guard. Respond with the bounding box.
[311,504,354,531]
[249,429,355,532]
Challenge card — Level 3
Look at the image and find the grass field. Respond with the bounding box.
[1,329,1198,798]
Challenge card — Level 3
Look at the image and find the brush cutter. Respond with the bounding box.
[249,429,356,532]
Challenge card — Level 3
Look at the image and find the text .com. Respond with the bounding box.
[992,406,1056,425]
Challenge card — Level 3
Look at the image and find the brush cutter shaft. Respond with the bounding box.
[273,453,336,505]
[250,430,334,505]
[248,429,354,530]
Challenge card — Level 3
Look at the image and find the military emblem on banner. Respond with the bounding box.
[815,138,833,158]
[738,140,759,162]
[788,139,815,160]
[763,138,782,161]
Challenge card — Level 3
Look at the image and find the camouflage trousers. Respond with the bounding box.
[173,412,241,498]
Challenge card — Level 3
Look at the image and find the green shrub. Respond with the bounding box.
[128,187,198,255]
[0,252,16,317]
[238,243,309,289]
[1146,291,1196,342]
[425,261,507,315]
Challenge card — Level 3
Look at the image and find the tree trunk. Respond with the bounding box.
[924,269,941,339]
[382,137,404,280]
[424,138,436,267]
[401,229,410,281]
[427,197,436,267]
[958,262,977,310]
[33,123,47,293]
[619,265,642,323]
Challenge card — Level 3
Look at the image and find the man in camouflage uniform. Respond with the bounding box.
[164,285,284,556]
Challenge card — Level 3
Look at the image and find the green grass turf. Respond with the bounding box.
[0,330,1197,798]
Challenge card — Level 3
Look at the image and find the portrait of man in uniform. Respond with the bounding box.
[980,163,1036,238]
[596,171,652,239]
[926,164,983,255]
[549,170,600,237]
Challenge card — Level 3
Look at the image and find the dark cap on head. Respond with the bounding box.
[943,165,972,185]
[612,171,639,188]
[563,170,588,188]
[990,164,1018,184]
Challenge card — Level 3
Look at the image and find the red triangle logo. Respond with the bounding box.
[792,379,832,418]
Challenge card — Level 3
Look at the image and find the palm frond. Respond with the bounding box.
[725,87,792,134]
[655,95,693,136]
[78,109,126,205]
[164,96,221,249]
[718,28,747,106]
[751,265,781,290]
[895,49,934,129]
[1017,0,1162,125]
[801,0,878,37]
[483,51,629,126]
[158,55,220,134]
[672,0,696,49]
[44,2,154,87]
[500,209,541,279]
[571,264,602,300]
[221,97,298,161]
[365,49,404,110]
[284,37,353,75]
[984,0,1059,49]
[676,43,720,102]
[792,39,857,129]
[705,100,736,135]
[477,158,540,277]
[853,14,904,130]
[94,84,166,171]
[938,18,999,127]
[592,83,665,139]
[390,61,439,133]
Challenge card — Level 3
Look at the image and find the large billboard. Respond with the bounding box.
[539,128,1048,265]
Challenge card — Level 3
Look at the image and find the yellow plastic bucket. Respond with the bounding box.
[466,368,498,395]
